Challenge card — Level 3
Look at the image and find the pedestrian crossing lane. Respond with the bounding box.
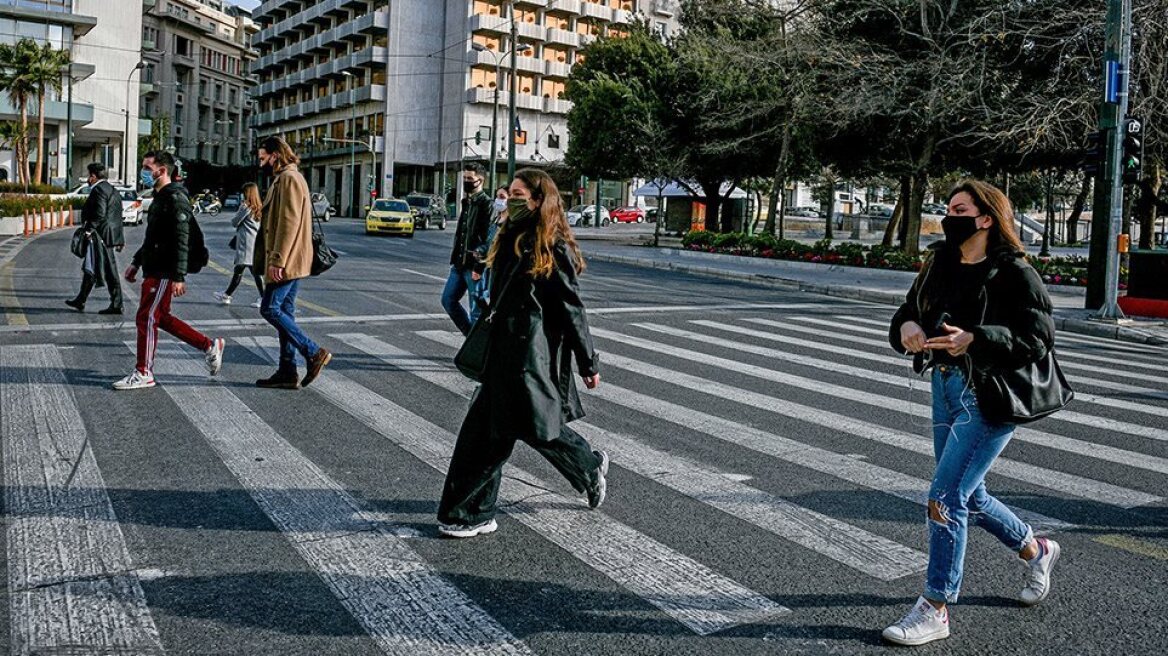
[236,335,789,636]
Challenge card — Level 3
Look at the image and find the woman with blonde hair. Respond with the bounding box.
[883,179,1066,646]
[215,182,264,308]
[437,168,608,538]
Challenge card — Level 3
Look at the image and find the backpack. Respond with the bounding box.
[186,212,210,274]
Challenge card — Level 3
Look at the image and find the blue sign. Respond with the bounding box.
[1105,60,1120,104]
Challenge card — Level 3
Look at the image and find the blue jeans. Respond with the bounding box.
[260,279,320,374]
[441,266,482,335]
[925,365,1034,604]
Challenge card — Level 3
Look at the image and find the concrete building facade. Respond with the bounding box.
[0,0,146,186]
[140,0,258,169]
[251,0,679,217]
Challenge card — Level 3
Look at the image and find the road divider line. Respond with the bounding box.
[254,334,789,635]
[415,330,1073,535]
[402,268,449,283]
[1094,534,1168,561]
[330,332,929,582]
[2,345,163,655]
[136,340,533,656]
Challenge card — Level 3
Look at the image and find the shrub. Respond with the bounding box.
[0,194,84,217]
[0,182,67,195]
[712,232,742,249]
[682,229,715,248]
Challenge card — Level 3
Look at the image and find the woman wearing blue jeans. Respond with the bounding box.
[884,179,1062,646]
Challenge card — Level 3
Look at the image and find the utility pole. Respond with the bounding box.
[1086,0,1131,318]
[506,0,520,181]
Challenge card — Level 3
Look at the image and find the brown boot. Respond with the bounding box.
[301,347,332,388]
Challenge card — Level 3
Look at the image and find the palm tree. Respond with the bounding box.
[0,39,40,187]
[0,120,29,183]
[28,41,71,185]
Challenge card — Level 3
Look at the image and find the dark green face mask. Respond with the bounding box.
[508,198,534,224]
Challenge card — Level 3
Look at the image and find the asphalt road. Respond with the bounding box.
[0,215,1165,656]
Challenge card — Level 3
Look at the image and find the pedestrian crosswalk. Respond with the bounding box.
[1,307,1166,653]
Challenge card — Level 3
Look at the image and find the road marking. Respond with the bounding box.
[253,334,789,635]
[1094,534,1168,561]
[796,315,1168,373]
[1,262,28,327]
[207,258,341,317]
[589,327,1159,509]
[332,332,928,582]
[402,268,449,283]
[136,341,533,656]
[633,322,1168,473]
[694,319,1168,402]
[2,345,163,655]
[415,330,1072,535]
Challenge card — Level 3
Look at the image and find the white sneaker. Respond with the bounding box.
[113,370,156,391]
[1020,538,1061,606]
[437,518,498,539]
[205,338,225,376]
[251,297,263,308]
[882,596,950,646]
[213,292,232,305]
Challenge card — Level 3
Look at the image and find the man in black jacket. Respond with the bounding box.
[66,163,125,314]
[113,151,224,391]
[441,162,495,335]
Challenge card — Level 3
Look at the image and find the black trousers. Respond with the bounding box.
[224,264,263,297]
[437,393,601,526]
[75,247,123,309]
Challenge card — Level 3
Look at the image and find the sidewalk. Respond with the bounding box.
[583,242,1168,346]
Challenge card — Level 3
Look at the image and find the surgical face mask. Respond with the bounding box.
[463,179,480,194]
[941,214,984,246]
[508,198,534,224]
[140,168,156,188]
[493,198,507,213]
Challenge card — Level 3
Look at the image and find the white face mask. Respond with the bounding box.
[493,198,507,212]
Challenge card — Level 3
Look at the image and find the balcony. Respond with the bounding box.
[467,48,499,68]
[257,9,387,71]
[515,0,549,6]
[466,87,508,106]
[544,97,573,114]
[546,28,579,48]
[547,0,582,14]
[516,94,543,111]
[516,21,546,40]
[544,60,571,78]
[256,46,387,98]
[581,1,613,21]
[579,32,597,47]
[469,13,508,35]
[172,52,196,70]
[253,84,387,127]
[257,0,352,45]
[515,56,544,75]
[142,38,156,51]
[612,8,633,24]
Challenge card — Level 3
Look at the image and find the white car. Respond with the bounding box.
[566,205,611,227]
[119,188,145,225]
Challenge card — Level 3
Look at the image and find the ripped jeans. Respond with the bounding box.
[925,364,1034,604]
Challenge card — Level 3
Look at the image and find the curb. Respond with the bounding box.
[587,251,1168,347]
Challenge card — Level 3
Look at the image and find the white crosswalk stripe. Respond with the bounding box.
[240,335,790,636]
[630,322,1168,473]
[588,328,1160,508]
[1,345,164,656]
[135,341,533,656]
[335,331,930,582]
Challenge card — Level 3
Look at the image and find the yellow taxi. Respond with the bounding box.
[365,199,415,237]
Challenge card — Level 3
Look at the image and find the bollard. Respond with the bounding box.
[23,210,29,237]
[68,206,74,226]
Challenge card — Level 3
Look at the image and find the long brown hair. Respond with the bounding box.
[241,182,262,218]
[947,179,1025,253]
[258,135,300,170]
[486,168,585,278]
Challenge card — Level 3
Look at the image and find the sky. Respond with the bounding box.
[226,0,260,10]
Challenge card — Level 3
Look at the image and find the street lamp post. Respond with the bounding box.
[472,39,531,191]
[507,6,521,182]
[341,70,357,215]
[123,61,145,184]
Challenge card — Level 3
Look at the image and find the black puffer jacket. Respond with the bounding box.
[474,227,600,442]
[450,191,495,272]
[131,183,193,282]
[889,242,1055,379]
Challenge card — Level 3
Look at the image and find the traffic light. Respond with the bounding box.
[1121,117,1144,185]
[1081,130,1105,177]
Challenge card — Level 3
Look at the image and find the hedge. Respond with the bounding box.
[0,182,67,195]
[680,230,1117,287]
[0,194,86,217]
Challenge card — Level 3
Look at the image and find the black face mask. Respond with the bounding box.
[942,214,983,246]
[463,180,479,195]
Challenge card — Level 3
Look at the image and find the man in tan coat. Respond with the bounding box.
[254,136,332,389]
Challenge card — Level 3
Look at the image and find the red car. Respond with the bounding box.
[611,206,647,223]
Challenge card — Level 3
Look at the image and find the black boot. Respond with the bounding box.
[65,298,84,312]
[98,306,123,315]
[256,370,300,389]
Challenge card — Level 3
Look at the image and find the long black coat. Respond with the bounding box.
[82,180,125,248]
[476,231,600,442]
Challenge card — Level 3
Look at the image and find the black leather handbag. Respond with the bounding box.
[976,350,1074,424]
[70,227,89,258]
[454,262,518,382]
[310,216,338,276]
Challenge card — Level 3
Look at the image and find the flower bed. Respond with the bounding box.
[680,230,1117,287]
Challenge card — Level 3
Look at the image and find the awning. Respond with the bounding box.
[631,180,748,199]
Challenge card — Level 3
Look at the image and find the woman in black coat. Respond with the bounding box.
[437,168,608,539]
[882,179,1064,647]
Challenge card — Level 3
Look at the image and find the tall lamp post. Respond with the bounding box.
[471,40,532,191]
[123,61,145,183]
[341,70,357,214]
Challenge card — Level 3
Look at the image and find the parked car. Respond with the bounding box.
[645,207,660,223]
[223,193,242,211]
[788,207,822,218]
[135,188,154,224]
[611,206,647,223]
[310,193,335,222]
[119,188,144,226]
[405,193,448,230]
[365,198,415,237]
[566,204,611,227]
[867,204,895,219]
[922,202,947,215]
